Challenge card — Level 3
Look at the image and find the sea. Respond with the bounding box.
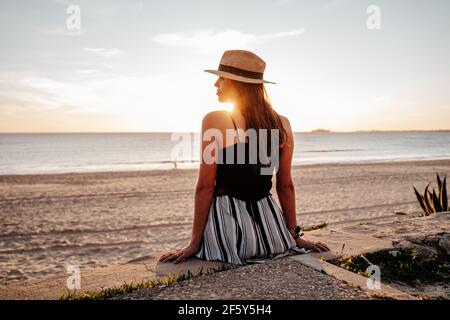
[1,131,449,175]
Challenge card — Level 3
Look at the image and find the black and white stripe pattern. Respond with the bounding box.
[194,195,307,265]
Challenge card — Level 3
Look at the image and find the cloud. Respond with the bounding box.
[152,29,305,53]
[84,48,122,58]
[0,68,192,117]
[0,71,102,112]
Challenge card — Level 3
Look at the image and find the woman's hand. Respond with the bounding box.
[295,237,330,253]
[158,243,200,264]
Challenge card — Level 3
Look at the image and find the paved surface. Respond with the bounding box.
[110,257,374,300]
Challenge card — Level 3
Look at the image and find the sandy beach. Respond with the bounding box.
[1,159,449,285]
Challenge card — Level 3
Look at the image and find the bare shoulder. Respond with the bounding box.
[278,114,292,132]
[277,114,293,138]
[201,110,231,149]
[202,110,229,127]
[277,114,293,149]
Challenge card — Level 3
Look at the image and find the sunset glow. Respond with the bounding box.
[0,0,449,133]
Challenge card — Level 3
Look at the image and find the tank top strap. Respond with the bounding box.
[230,115,240,143]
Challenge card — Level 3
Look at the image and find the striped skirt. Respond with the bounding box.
[194,194,307,265]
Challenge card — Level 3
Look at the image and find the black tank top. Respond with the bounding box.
[213,115,273,202]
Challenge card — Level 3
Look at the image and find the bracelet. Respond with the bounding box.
[290,225,301,233]
[293,231,304,239]
[289,225,302,235]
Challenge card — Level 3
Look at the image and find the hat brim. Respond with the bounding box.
[204,69,276,84]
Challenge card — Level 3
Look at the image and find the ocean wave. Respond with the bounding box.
[0,240,149,255]
[0,222,192,240]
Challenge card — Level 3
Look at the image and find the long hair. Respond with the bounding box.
[230,80,288,158]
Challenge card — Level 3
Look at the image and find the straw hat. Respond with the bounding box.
[204,50,276,84]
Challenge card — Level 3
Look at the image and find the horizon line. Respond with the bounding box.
[1,129,450,134]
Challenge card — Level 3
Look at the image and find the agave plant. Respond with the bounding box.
[413,173,448,216]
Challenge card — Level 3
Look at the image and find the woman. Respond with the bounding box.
[159,50,329,264]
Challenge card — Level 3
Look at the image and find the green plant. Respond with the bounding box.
[60,263,234,300]
[413,173,448,216]
[330,248,448,285]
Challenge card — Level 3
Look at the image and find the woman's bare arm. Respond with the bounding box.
[189,112,219,247]
[275,116,330,252]
[159,112,220,263]
[275,116,297,230]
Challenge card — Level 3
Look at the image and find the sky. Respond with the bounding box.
[0,0,449,133]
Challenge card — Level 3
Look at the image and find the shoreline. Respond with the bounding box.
[1,157,450,178]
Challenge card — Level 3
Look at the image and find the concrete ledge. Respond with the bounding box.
[0,257,229,300]
[304,229,395,259]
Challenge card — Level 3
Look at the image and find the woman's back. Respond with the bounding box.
[214,111,272,201]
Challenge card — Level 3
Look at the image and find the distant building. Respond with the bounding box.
[311,128,331,133]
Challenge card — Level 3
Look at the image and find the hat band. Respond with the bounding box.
[218,64,263,80]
